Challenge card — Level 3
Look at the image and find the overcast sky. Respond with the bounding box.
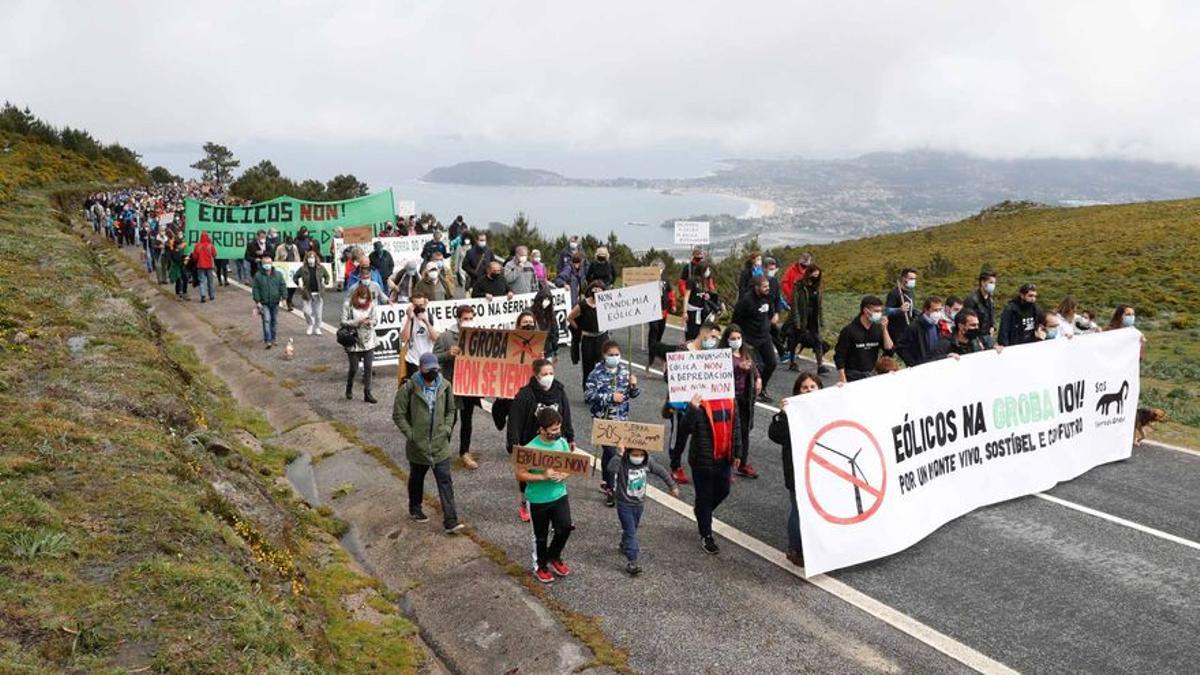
[3,0,1198,181]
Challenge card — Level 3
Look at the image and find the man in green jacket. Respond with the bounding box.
[251,255,287,348]
[393,352,464,533]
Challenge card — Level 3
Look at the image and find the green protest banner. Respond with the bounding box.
[183,189,395,258]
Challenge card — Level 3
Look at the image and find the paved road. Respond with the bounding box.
[228,284,1200,672]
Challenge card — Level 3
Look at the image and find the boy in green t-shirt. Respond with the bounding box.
[515,407,574,584]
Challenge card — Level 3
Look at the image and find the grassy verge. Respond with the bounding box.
[0,189,424,672]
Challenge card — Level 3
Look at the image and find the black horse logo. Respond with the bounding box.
[1095,380,1129,415]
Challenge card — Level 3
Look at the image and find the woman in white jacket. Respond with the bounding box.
[341,283,380,404]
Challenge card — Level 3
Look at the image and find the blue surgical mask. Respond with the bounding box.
[1045,328,1058,340]
[702,338,718,349]
[905,279,917,289]
[869,311,883,324]
[604,355,621,368]
[1122,314,1135,327]
[728,338,743,350]
[985,282,996,294]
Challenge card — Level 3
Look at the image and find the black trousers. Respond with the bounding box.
[670,412,690,470]
[580,334,607,386]
[408,459,458,528]
[215,259,229,285]
[692,463,732,538]
[749,338,778,388]
[648,318,666,353]
[529,495,572,570]
[736,402,752,465]
[346,348,374,394]
[457,395,480,455]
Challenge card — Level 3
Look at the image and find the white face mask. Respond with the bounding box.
[629,454,646,466]
[537,374,555,390]
[541,298,551,308]
[428,270,440,280]
[702,337,718,349]
[518,255,527,264]
[532,256,541,263]
[460,319,472,328]
[306,258,316,266]
[985,282,996,294]
[905,279,917,289]
[704,270,711,278]
[928,310,944,322]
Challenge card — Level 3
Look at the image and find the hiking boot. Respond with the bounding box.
[604,488,616,508]
[364,392,378,404]
[534,568,555,584]
[345,384,353,400]
[757,392,774,403]
[736,464,759,479]
[626,561,642,576]
[549,559,571,577]
[518,502,531,523]
[409,510,430,523]
[671,468,690,485]
[818,365,832,374]
[444,522,466,535]
[786,549,805,567]
[701,536,720,555]
[788,361,800,372]
[460,453,479,470]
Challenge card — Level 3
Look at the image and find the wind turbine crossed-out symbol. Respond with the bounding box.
[814,441,868,515]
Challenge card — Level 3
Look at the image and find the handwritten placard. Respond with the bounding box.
[666,348,735,402]
[513,446,592,477]
[595,282,662,332]
[591,419,666,452]
[674,221,710,245]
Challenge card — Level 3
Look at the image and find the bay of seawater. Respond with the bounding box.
[391,179,751,249]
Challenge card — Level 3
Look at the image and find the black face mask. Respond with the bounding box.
[422,370,438,382]
[414,305,426,314]
[519,324,535,330]
[965,328,981,340]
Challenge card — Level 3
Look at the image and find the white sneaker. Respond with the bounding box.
[315,328,323,336]
[306,326,314,336]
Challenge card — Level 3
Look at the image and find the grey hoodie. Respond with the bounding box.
[605,452,677,506]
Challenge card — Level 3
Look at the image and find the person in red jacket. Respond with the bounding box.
[193,231,218,302]
[780,252,813,305]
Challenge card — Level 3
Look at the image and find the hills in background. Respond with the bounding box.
[424,151,1200,241]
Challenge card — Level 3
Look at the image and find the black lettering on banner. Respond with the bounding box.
[267,203,280,222]
[198,203,212,222]
[280,202,294,222]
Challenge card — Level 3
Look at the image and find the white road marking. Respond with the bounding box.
[1033,492,1200,553]
[1142,439,1200,459]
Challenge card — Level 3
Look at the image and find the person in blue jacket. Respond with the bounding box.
[584,339,640,507]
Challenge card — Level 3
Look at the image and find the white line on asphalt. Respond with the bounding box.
[1032,492,1200,553]
[1142,439,1200,458]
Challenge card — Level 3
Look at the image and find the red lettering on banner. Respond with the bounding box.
[326,205,339,220]
[300,204,313,221]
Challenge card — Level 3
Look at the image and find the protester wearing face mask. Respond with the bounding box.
[788,264,827,373]
[414,260,451,301]
[998,283,1042,346]
[835,295,894,383]
[568,281,610,387]
[683,262,721,341]
[1107,304,1137,331]
[585,340,641,506]
[770,371,823,567]
[347,255,388,305]
[737,253,765,300]
[732,275,780,401]
[400,292,440,383]
[555,253,589,364]
[508,359,577,523]
[393,352,464,534]
[340,284,379,403]
[434,305,480,469]
[607,442,679,576]
[504,245,537,294]
[1075,309,1100,335]
[529,289,560,360]
[245,229,269,277]
[516,407,575,584]
[963,272,998,347]
[678,246,708,306]
[389,258,422,303]
[646,261,677,370]
[369,240,395,290]
[898,296,952,367]
[941,296,963,338]
[682,381,744,556]
[292,251,330,335]
[461,233,494,292]
[949,309,993,355]
[251,255,287,349]
[472,260,512,300]
[721,325,762,479]
[1037,312,1063,341]
[665,321,724,484]
[529,249,547,283]
[885,268,919,348]
[557,235,583,273]
[581,246,611,287]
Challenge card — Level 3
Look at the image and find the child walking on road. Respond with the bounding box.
[605,443,679,576]
[515,407,575,584]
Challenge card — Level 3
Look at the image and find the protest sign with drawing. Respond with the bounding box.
[674,220,711,245]
[595,282,662,332]
[512,445,593,477]
[452,328,547,399]
[666,348,735,402]
[591,420,666,452]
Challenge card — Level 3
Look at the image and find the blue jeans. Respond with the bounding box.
[787,490,802,553]
[197,269,216,300]
[616,501,643,562]
[260,302,279,343]
[235,259,250,283]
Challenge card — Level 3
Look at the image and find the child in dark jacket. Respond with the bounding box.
[605,443,679,576]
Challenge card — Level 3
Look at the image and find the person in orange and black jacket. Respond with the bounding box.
[681,392,744,556]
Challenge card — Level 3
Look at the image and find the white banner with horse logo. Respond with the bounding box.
[785,329,1141,576]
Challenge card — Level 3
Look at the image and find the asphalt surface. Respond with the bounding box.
[180,279,1200,673]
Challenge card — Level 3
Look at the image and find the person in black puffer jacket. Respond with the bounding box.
[768,371,823,568]
[681,393,743,556]
[997,283,1042,347]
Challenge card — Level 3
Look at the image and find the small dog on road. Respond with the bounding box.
[1134,407,1167,446]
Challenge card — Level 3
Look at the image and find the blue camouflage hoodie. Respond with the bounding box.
[584,361,640,420]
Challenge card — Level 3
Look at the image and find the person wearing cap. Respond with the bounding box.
[393,351,465,534]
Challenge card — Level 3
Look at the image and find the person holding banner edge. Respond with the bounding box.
[769,371,824,568]
[585,340,641,506]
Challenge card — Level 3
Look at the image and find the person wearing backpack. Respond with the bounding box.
[393,352,464,534]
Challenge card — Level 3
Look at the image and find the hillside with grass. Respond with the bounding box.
[756,199,1200,445]
[0,117,423,671]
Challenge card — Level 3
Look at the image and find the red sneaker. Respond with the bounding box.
[518,502,531,523]
[671,468,690,485]
[736,464,759,479]
[534,568,555,584]
[549,559,571,577]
